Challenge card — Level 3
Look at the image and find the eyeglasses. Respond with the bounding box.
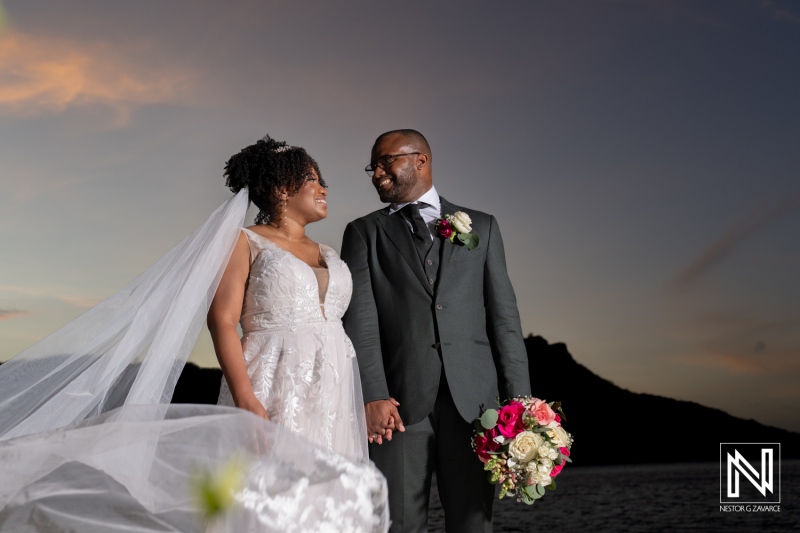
[364,152,421,177]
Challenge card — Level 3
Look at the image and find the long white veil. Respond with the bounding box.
[0,189,248,440]
[0,190,389,532]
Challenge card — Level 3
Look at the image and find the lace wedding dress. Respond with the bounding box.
[0,191,388,532]
[218,228,369,462]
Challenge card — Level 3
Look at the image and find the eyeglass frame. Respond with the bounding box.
[364,152,422,177]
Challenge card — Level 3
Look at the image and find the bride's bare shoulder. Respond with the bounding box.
[243,224,277,238]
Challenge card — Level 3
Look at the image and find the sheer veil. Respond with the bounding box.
[0,188,248,440]
[0,189,389,532]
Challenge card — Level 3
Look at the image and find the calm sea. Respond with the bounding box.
[428,460,799,532]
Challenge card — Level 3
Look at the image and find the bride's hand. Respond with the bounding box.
[237,395,270,420]
[367,398,403,445]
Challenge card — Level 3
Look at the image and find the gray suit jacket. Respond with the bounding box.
[341,196,531,426]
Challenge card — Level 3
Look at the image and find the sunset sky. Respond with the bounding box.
[1,1,799,432]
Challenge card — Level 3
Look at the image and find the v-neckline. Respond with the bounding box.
[244,228,331,320]
[244,228,328,270]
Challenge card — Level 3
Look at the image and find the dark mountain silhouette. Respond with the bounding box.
[169,335,800,465]
[522,335,800,464]
[171,363,223,404]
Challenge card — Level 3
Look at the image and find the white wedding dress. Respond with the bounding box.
[217,228,368,462]
[0,191,388,532]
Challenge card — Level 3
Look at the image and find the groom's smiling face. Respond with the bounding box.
[370,134,431,204]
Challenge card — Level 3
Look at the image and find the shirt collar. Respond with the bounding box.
[388,185,440,215]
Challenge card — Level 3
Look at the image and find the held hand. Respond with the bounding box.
[237,395,270,421]
[366,398,404,445]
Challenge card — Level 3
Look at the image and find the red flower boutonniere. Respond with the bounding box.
[435,211,480,250]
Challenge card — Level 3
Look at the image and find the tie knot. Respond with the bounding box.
[405,202,428,215]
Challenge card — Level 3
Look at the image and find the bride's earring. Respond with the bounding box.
[280,196,288,226]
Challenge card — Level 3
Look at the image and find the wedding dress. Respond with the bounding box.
[217,228,368,463]
[0,190,388,532]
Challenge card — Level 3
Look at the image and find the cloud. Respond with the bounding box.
[0,284,102,308]
[683,346,800,375]
[673,313,800,375]
[0,308,29,320]
[0,3,7,36]
[604,0,726,27]
[759,0,800,24]
[0,31,196,123]
[669,189,800,290]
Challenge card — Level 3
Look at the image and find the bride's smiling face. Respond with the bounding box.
[283,168,328,224]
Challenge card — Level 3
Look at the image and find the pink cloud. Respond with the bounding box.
[760,0,800,24]
[0,308,30,321]
[669,189,800,290]
[0,284,102,308]
[0,31,196,123]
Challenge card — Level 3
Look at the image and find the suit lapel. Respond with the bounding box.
[435,197,463,297]
[377,208,433,295]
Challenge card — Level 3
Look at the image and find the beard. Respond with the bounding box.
[376,168,418,203]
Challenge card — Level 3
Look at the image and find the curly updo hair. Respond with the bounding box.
[224,135,326,225]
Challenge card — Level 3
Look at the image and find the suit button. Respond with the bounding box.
[428,278,435,285]
[436,304,443,310]
[431,342,441,349]
[426,259,433,265]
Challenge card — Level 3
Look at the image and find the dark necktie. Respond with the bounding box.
[402,202,432,259]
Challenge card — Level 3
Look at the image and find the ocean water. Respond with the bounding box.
[427,460,799,532]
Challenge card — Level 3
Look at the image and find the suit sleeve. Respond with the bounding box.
[484,215,532,398]
[341,221,391,403]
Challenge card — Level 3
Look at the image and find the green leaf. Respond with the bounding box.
[519,487,536,504]
[546,479,557,491]
[526,485,543,500]
[535,484,546,496]
[473,420,486,434]
[480,409,498,429]
[466,234,480,250]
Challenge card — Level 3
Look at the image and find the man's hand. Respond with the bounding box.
[366,398,405,444]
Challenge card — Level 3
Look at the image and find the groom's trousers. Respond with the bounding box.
[369,372,495,533]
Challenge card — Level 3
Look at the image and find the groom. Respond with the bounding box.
[341,129,531,532]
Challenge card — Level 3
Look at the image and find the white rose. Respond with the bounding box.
[546,426,571,448]
[508,431,542,463]
[527,469,552,487]
[538,445,558,461]
[451,211,472,233]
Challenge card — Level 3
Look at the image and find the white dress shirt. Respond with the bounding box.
[387,186,441,241]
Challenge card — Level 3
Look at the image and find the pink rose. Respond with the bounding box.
[437,219,453,239]
[529,399,556,426]
[555,414,561,424]
[496,401,526,438]
[551,448,570,477]
[474,427,500,463]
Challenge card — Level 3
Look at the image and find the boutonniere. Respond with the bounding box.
[435,211,480,250]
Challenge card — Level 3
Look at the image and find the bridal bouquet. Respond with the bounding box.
[472,397,573,504]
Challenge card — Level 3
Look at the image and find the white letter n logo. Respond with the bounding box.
[727,449,774,497]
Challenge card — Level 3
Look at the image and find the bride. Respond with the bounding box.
[0,136,388,531]
[212,136,368,461]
